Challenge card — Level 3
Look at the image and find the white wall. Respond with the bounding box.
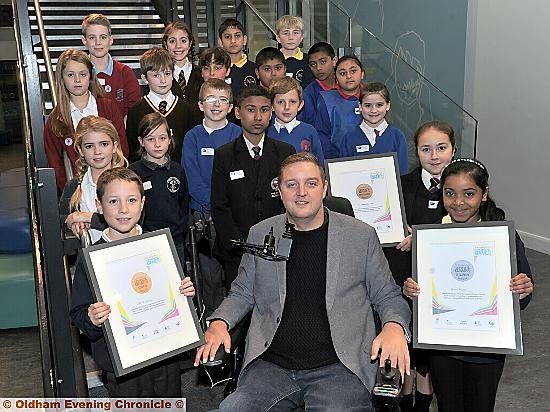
[464,1,550,254]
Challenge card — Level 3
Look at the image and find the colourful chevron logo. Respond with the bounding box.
[159,285,180,323]
[432,278,454,314]
[118,300,146,335]
[372,195,392,223]
[470,276,499,316]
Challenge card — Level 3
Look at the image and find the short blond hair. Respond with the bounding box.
[82,13,111,36]
[269,77,303,103]
[276,15,304,33]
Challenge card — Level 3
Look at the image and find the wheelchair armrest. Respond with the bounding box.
[201,314,250,367]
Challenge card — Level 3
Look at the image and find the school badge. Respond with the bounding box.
[166,176,180,193]
[64,137,73,147]
[105,84,112,93]
[244,75,256,87]
[295,69,304,83]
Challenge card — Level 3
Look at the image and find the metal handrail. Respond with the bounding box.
[240,0,277,38]
[33,0,74,181]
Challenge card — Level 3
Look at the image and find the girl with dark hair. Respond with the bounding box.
[162,21,202,108]
[128,112,189,265]
[385,121,456,411]
[312,55,365,158]
[403,158,533,412]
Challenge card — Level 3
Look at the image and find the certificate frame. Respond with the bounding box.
[82,228,204,376]
[412,221,522,355]
[325,153,407,246]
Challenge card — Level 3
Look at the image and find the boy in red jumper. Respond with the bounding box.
[82,13,141,119]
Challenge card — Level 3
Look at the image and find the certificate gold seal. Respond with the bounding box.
[356,183,373,200]
[131,272,152,294]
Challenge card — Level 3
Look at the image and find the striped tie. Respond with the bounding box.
[252,146,261,160]
[429,177,440,194]
[178,71,186,91]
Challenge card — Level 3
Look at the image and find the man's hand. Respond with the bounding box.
[370,322,410,381]
[194,320,231,367]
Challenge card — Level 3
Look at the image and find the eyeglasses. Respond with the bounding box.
[202,97,231,105]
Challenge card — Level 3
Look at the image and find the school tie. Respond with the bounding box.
[279,126,289,136]
[252,146,261,160]
[158,100,168,115]
[429,177,440,194]
[373,129,380,142]
[178,71,186,91]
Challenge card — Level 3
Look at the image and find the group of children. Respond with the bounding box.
[48,11,533,412]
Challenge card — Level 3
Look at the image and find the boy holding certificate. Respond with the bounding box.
[70,167,195,397]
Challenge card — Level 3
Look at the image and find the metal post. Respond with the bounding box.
[276,0,288,19]
[205,0,216,48]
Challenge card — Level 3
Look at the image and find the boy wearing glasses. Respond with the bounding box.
[182,79,241,315]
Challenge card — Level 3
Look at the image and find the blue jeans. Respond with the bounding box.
[219,359,372,411]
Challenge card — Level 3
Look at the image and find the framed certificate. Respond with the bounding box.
[412,221,523,355]
[325,153,407,245]
[82,228,204,376]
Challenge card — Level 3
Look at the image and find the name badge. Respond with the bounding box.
[286,72,294,78]
[428,200,439,209]
[225,77,232,84]
[143,181,153,190]
[98,78,106,86]
[201,147,215,156]
[356,144,370,153]
[355,106,360,115]
[230,170,245,180]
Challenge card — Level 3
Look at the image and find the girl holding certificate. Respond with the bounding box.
[386,121,456,411]
[403,158,534,412]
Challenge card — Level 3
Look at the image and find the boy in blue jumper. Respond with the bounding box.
[182,79,241,315]
[267,77,324,164]
[340,82,408,175]
[298,42,337,125]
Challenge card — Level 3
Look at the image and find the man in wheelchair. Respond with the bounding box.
[195,152,411,410]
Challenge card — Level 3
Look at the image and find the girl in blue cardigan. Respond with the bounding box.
[340,82,408,175]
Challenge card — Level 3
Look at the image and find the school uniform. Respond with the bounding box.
[126,92,193,163]
[44,95,128,192]
[340,120,409,175]
[182,121,242,213]
[297,78,335,125]
[95,54,141,118]
[229,54,257,99]
[267,118,325,164]
[69,226,182,397]
[211,135,295,286]
[129,156,189,264]
[313,88,362,159]
[283,48,314,87]
[171,60,203,122]
[429,216,533,412]
[58,169,104,243]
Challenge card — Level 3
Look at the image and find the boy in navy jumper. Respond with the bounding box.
[81,14,141,119]
[267,77,324,164]
[182,79,241,314]
[255,47,287,89]
[126,47,195,163]
[298,42,337,125]
[218,18,257,98]
[340,82,408,175]
[275,15,314,87]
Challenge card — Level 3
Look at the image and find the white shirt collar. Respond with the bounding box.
[244,134,265,159]
[101,224,143,242]
[70,92,98,130]
[274,118,300,134]
[359,119,389,147]
[174,59,192,83]
[203,119,229,135]
[147,90,176,111]
[421,168,441,191]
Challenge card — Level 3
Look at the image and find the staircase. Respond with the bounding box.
[28,0,166,111]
